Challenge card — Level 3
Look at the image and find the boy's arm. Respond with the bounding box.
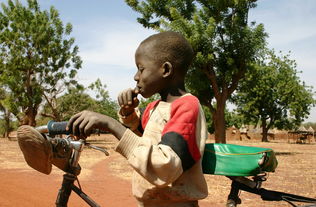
[67,110,127,140]
[115,96,204,187]
[67,109,185,186]
[66,88,141,139]
[117,88,142,135]
[118,107,142,135]
[116,129,183,186]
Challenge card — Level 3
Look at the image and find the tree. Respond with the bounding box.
[202,106,244,134]
[39,79,119,124]
[125,0,267,143]
[88,79,119,119]
[138,93,160,109]
[0,0,82,126]
[0,87,13,137]
[225,109,244,129]
[39,87,98,123]
[234,50,315,142]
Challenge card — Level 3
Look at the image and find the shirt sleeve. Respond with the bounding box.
[117,107,142,135]
[115,96,201,187]
[160,96,201,170]
[115,129,183,187]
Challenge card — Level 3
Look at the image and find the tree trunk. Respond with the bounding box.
[22,68,38,127]
[22,107,37,126]
[261,118,269,142]
[42,93,62,122]
[211,100,226,143]
[3,131,9,138]
[3,110,12,138]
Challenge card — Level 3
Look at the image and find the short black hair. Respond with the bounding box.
[140,31,194,75]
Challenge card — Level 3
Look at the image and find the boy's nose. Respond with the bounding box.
[134,71,140,81]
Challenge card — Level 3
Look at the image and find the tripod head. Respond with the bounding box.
[17,121,109,175]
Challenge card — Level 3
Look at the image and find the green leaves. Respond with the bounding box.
[125,0,266,142]
[234,50,315,133]
[0,0,82,125]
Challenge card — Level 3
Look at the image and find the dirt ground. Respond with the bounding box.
[0,134,315,207]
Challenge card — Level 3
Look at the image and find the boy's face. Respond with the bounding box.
[134,44,166,98]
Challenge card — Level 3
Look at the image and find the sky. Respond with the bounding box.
[1,0,315,122]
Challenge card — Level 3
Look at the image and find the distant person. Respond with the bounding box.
[67,31,208,207]
[239,125,250,140]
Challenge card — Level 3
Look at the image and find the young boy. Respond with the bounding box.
[67,31,208,207]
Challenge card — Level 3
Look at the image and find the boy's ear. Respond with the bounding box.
[162,62,173,78]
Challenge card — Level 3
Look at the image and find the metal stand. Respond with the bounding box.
[226,176,316,207]
[52,137,105,207]
[55,173,100,207]
[56,174,76,207]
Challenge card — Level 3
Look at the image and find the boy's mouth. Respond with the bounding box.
[135,86,141,94]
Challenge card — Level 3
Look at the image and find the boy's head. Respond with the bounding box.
[138,31,193,76]
[134,31,194,98]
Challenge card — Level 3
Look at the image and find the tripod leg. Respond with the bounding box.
[227,181,241,207]
[71,185,101,207]
[56,174,76,207]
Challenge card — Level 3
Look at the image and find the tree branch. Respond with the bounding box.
[40,112,56,119]
[228,68,246,95]
[202,64,221,100]
[43,92,60,120]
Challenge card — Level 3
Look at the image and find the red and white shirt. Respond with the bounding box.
[115,94,208,206]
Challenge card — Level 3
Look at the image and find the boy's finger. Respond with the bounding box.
[118,92,123,106]
[132,88,139,106]
[84,121,95,137]
[122,91,128,106]
[118,90,128,106]
[127,89,133,105]
[120,89,129,106]
[72,116,85,136]
[79,118,89,137]
[67,111,83,131]
[124,89,134,105]
[134,86,139,94]
[133,97,139,106]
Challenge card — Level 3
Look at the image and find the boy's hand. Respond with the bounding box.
[67,110,126,140]
[118,88,139,116]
